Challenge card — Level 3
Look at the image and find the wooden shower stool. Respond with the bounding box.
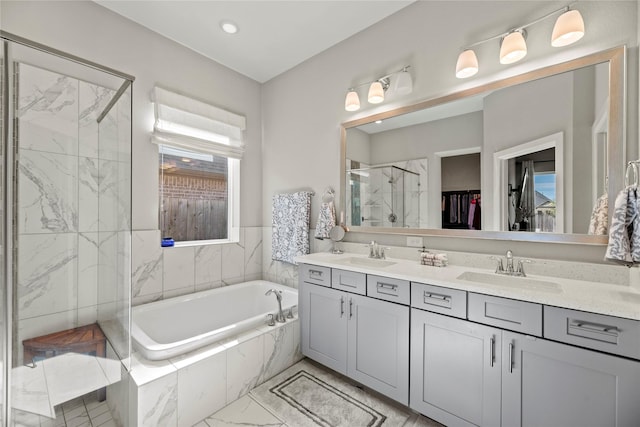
[23,323,107,401]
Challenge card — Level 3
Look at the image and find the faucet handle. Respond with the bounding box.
[266,314,275,327]
[489,256,505,273]
[516,259,532,276]
[287,305,296,319]
[506,249,513,258]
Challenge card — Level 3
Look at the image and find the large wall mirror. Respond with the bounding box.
[340,46,625,244]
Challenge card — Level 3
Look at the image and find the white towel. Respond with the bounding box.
[314,201,336,240]
[272,191,312,265]
[605,187,640,264]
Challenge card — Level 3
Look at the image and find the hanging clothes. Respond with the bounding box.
[472,197,482,230]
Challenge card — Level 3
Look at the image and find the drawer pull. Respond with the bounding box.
[424,292,452,308]
[569,320,620,344]
[309,269,324,277]
[508,342,514,373]
[376,282,398,296]
[489,336,495,367]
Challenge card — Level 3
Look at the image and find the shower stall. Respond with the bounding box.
[348,165,420,228]
[1,32,133,426]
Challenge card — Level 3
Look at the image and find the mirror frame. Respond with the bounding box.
[340,46,625,244]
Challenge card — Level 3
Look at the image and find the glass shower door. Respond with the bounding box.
[4,39,132,426]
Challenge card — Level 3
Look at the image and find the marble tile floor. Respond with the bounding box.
[43,393,115,427]
[196,359,443,427]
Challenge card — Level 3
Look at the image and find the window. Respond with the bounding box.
[152,87,244,244]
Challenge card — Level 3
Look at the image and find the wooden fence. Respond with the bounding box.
[161,197,227,241]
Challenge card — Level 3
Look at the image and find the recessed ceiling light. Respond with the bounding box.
[220,21,238,34]
[375,120,383,124]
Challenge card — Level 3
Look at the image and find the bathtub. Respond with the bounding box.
[132,280,298,360]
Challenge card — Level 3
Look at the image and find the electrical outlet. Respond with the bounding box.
[406,236,423,247]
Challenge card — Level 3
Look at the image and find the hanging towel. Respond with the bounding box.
[314,201,337,239]
[605,187,640,264]
[588,193,609,235]
[272,191,312,265]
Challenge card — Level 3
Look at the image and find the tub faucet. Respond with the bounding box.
[265,289,286,323]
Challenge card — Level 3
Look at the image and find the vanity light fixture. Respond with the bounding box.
[500,29,527,64]
[551,8,585,47]
[344,66,412,111]
[345,89,361,111]
[455,3,584,78]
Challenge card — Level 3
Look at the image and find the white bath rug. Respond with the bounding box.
[250,359,419,427]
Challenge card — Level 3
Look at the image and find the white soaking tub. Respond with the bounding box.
[132,280,298,360]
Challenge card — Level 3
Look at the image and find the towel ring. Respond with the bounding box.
[625,162,639,187]
[322,187,335,203]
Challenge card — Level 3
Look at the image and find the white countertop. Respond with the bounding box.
[296,252,640,321]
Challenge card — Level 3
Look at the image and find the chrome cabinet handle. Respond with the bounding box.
[571,320,620,336]
[508,342,514,373]
[340,296,344,318]
[424,292,450,302]
[377,282,398,291]
[349,298,354,319]
[490,336,495,367]
[309,269,323,277]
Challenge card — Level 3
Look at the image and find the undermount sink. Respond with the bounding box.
[457,271,562,293]
[340,257,397,268]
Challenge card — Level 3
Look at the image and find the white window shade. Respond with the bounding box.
[151,86,245,158]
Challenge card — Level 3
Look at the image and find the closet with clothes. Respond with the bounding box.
[441,153,481,230]
[442,190,481,229]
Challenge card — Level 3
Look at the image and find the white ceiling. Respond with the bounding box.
[95,1,414,83]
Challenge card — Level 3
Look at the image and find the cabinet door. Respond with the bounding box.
[410,309,501,427]
[300,281,348,374]
[347,294,409,405]
[502,331,640,427]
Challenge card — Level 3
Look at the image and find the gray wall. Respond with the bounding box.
[1,0,263,231]
[262,1,638,263]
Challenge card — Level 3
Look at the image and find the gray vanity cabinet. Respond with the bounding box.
[299,280,348,373]
[299,265,409,405]
[502,330,640,427]
[410,309,502,427]
[348,292,409,404]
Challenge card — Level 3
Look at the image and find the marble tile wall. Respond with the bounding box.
[15,62,131,366]
[127,317,301,427]
[131,227,263,306]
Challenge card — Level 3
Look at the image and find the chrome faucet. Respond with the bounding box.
[265,289,286,323]
[490,250,531,277]
[367,241,387,259]
[505,250,514,274]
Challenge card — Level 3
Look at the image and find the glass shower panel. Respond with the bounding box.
[7,42,131,426]
[1,39,6,427]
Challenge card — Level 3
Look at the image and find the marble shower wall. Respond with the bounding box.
[15,62,131,362]
[131,227,263,306]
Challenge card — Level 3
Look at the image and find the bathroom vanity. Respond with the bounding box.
[297,253,640,427]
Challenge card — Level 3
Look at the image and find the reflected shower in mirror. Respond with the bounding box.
[341,46,625,243]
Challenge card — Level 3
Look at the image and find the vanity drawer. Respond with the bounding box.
[411,282,467,319]
[367,275,410,305]
[299,264,331,287]
[468,293,542,336]
[544,306,640,359]
[332,268,366,295]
